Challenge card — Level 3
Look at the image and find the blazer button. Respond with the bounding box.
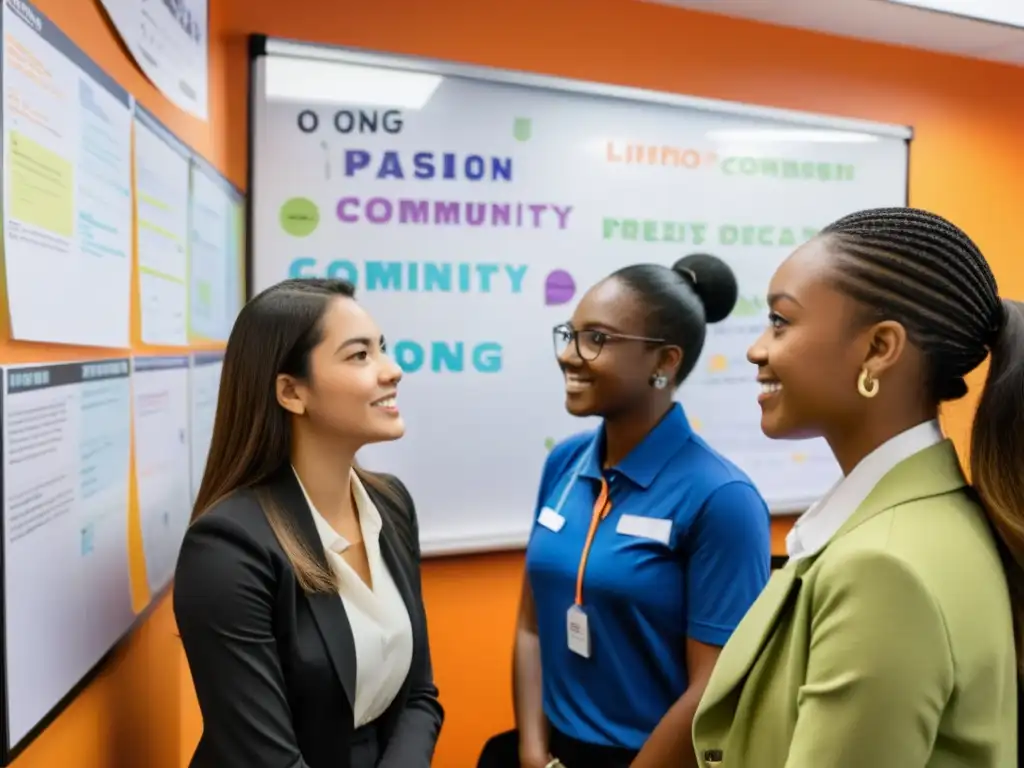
[704,749,723,766]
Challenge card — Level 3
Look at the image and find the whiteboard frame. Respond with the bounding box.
[247,35,913,547]
[254,36,912,139]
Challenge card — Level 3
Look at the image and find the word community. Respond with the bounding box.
[336,198,573,230]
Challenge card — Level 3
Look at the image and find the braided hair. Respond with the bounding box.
[822,206,1024,678]
[821,207,1004,402]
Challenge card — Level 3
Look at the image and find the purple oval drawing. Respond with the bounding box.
[544,269,576,306]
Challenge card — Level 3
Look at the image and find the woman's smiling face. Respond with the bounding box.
[747,238,877,441]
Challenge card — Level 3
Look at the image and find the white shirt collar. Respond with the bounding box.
[786,420,944,562]
[291,467,383,555]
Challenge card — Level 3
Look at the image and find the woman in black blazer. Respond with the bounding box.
[174,277,443,768]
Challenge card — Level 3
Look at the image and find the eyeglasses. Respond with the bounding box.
[552,324,666,362]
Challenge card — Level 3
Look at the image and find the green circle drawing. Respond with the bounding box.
[279,197,320,237]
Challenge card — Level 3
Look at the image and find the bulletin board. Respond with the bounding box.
[0,0,243,760]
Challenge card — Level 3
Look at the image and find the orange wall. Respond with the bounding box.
[211,1,1024,766]
[2,1,235,767]
[16,1,1024,768]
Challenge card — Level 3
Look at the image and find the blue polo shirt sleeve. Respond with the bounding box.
[685,480,771,646]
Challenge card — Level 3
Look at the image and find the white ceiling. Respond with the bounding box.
[647,0,1024,66]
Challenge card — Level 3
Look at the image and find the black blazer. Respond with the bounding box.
[173,468,443,768]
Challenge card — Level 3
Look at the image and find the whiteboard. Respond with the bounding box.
[248,38,910,557]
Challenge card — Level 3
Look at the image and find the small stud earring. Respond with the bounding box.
[650,372,669,390]
[857,368,879,399]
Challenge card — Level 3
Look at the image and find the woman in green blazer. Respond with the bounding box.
[692,207,1024,768]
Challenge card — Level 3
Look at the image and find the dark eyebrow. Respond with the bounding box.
[336,336,373,354]
[577,322,625,334]
[767,292,802,308]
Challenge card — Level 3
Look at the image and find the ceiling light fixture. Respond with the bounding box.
[264,56,443,109]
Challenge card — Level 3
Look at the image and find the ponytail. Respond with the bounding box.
[970,299,1024,676]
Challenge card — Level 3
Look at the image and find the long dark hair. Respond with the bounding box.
[192,277,398,593]
[821,208,1024,680]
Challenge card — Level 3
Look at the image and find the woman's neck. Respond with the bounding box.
[602,399,673,468]
[827,409,935,477]
[290,429,356,527]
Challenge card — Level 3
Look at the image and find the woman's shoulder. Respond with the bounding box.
[810,488,1004,608]
[361,470,412,507]
[543,431,594,476]
[845,488,1003,580]
[174,491,283,618]
[184,488,279,556]
[668,432,767,513]
[682,432,758,483]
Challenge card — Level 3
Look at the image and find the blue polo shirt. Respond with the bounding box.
[525,403,770,750]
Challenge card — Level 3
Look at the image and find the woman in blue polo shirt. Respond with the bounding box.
[512,254,772,768]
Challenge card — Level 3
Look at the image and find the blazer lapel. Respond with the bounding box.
[262,468,357,709]
[367,484,421,668]
[698,439,967,723]
[364,481,422,724]
[698,559,806,715]
[377,519,417,633]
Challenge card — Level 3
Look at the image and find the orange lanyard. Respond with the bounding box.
[574,478,612,607]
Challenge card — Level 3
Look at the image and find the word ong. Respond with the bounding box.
[337,198,573,230]
[289,259,529,294]
[297,109,404,135]
[393,341,503,374]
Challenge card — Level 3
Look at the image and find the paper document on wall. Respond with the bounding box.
[98,0,209,120]
[2,0,132,347]
[134,107,192,346]
[190,352,224,500]
[132,356,191,595]
[2,359,133,747]
[189,159,241,341]
[224,191,246,331]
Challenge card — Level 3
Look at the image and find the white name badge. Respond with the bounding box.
[537,507,566,532]
[616,513,673,545]
[566,605,591,658]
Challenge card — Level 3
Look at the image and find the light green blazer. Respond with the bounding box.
[692,440,1018,768]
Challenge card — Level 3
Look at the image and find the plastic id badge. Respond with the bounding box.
[567,605,590,658]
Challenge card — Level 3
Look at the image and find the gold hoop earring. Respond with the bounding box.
[858,368,879,399]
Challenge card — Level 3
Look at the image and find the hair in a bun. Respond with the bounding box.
[672,253,738,324]
[607,253,738,386]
